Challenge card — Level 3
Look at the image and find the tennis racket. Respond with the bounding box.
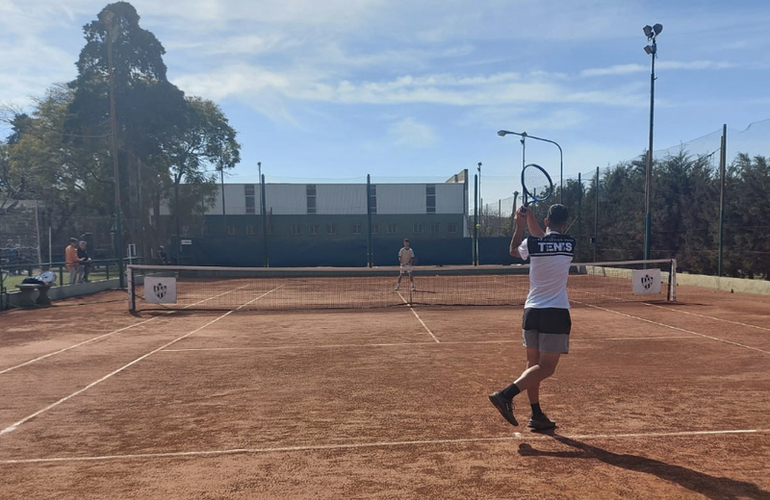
[521,163,554,213]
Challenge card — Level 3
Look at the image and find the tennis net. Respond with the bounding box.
[127,259,676,312]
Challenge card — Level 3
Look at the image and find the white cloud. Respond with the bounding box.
[582,60,738,78]
[388,118,436,148]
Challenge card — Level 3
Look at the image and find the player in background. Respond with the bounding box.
[489,204,575,430]
[395,238,415,291]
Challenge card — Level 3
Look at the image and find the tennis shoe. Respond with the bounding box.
[527,413,556,430]
[488,391,518,427]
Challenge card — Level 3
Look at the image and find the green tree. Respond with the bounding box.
[62,2,240,259]
[165,97,241,258]
[724,154,770,279]
[3,86,115,249]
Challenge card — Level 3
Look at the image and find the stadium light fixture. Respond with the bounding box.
[642,23,662,262]
[497,130,563,203]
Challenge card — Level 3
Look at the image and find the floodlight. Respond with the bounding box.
[644,45,654,55]
[643,25,653,38]
[653,23,663,35]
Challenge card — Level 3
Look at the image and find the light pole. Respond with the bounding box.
[258,162,268,266]
[99,9,124,287]
[477,162,482,231]
[497,130,563,203]
[643,23,662,262]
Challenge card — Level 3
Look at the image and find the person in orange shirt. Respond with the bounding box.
[65,237,80,285]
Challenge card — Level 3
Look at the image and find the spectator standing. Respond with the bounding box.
[65,238,79,285]
[77,240,92,283]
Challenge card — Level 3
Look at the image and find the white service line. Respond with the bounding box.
[394,289,439,343]
[1,428,766,464]
[0,317,158,375]
[0,286,282,437]
[644,302,770,332]
[161,336,694,353]
[585,303,770,355]
[408,307,439,343]
[0,282,260,375]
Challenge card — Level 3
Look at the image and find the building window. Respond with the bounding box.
[291,224,301,235]
[227,225,237,235]
[309,224,318,235]
[413,224,424,234]
[447,223,458,234]
[371,224,380,235]
[326,223,337,235]
[245,225,255,235]
[352,224,362,235]
[307,184,317,214]
[245,184,256,214]
[386,223,397,235]
[430,223,440,234]
[369,184,377,214]
[426,185,436,213]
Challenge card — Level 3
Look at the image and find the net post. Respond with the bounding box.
[127,265,135,312]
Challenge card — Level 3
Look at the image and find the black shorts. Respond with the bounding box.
[522,308,572,335]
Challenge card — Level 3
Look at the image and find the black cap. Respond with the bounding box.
[547,204,569,226]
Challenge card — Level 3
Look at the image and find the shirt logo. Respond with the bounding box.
[537,241,573,253]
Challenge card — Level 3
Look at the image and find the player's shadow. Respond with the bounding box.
[518,432,770,500]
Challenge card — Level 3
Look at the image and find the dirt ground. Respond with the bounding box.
[1,285,769,499]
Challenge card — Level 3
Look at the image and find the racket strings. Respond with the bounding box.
[523,167,553,200]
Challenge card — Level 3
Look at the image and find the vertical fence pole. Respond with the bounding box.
[473,174,478,266]
[718,124,727,277]
[366,175,373,268]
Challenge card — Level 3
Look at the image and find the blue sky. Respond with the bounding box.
[1,0,769,206]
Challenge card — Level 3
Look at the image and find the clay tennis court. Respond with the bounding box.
[1,283,769,499]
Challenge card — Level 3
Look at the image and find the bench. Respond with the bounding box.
[15,283,53,307]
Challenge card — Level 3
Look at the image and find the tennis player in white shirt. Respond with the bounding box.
[489,204,575,430]
[395,238,415,291]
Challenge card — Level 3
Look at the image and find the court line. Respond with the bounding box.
[161,336,695,353]
[0,287,281,437]
[0,283,259,375]
[407,307,440,343]
[395,289,439,343]
[0,317,158,375]
[2,428,766,464]
[644,303,770,333]
[584,303,770,355]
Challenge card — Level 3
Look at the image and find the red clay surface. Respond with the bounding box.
[1,284,769,499]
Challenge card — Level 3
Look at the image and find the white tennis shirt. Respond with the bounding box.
[399,247,415,266]
[518,231,575,309]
